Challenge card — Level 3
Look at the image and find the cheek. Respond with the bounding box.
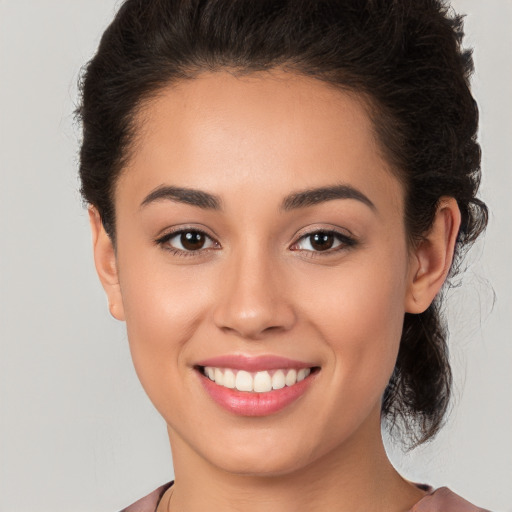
[115,249,217,398]
[294,252,408,401]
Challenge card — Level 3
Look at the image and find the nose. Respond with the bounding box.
[212,249,297,340]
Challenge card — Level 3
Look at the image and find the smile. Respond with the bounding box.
[195,356,319,416]
[201,366,312,393]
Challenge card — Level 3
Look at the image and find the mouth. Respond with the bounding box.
[194,357,320,416]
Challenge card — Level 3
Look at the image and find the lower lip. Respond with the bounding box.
[198,370,316,416]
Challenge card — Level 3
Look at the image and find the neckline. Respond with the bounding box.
[155,481,174,511]
[154,481,435,511]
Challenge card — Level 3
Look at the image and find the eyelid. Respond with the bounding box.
[291,223,355,242]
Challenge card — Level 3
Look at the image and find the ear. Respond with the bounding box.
[405,197,461,314]
[88,207,125,321]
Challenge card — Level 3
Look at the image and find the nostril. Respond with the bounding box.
[213,303,297,340]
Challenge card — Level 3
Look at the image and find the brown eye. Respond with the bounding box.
[309,232,335,251]
[180,231,206,250]
[158,229,217,253]
[292,230,355,254]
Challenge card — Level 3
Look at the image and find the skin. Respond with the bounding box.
[90,70,461,512]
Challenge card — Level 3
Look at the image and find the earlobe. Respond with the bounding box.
[88,207,125,321]
[405,197,461,314]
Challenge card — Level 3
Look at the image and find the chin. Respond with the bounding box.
[211,450,312,478]
[190,428,323,478]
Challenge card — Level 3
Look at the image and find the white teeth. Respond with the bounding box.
[297,368,311,382]
[203,366,314,392]
[214,368,224,386]
[223,369,236,389]
[253,371,272,392]
[285,369,297,386]
[235,370,253,392]
[272,370,285,390]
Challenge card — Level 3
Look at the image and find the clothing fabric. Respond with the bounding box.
[119,481,172,512]
[119,481,491,512]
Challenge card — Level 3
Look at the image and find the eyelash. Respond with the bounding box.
[155,228,357,258]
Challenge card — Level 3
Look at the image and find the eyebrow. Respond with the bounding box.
[140,185,222,210]
[281,184,376,212]
[140,183,375,213]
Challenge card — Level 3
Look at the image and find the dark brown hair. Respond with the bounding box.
[77,0,487,446]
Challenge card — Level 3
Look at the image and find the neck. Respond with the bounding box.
[163,410,425,512]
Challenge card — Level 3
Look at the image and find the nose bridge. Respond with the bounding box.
[213,240,295,339]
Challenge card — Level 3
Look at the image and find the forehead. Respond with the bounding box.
[117,70,404,216]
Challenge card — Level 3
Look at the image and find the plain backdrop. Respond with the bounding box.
[0,1,511,511]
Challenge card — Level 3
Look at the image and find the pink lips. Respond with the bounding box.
[196,354,314,372]
[196,354,318,417]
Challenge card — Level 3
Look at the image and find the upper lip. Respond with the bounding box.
[195,354,317,372]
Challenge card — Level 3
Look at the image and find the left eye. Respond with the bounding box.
[160,230,217,252]
[292,231,351,252]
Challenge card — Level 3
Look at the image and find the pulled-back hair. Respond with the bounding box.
[77,0,487,446]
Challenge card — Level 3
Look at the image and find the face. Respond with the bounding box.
[99,70,420,476]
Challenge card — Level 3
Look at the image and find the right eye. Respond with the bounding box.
[156,229,219,255]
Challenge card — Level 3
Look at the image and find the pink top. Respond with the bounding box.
[119,481,491,512]
[411,486,491,512]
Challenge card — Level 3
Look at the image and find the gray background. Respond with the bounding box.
[0,1,510,511]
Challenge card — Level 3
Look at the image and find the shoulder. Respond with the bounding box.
[411,487,491,512]
[119,481,173,512]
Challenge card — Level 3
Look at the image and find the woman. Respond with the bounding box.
[77,0,489,510]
